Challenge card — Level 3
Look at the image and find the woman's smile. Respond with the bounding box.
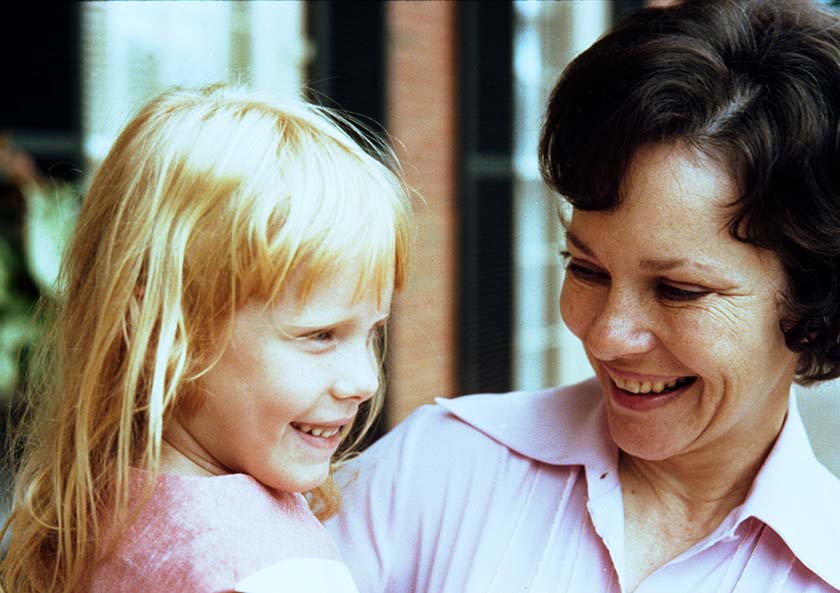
[604,365,697,395]
[560,142,798,462]
[601,364,698,411]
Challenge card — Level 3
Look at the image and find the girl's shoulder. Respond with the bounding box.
[88,470,342,593]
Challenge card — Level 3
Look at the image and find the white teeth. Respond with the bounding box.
[613,375,688,395]
[293,423,339,438]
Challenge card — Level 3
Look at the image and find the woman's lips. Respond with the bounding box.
[607,374,697,412]
[611,374,695,395]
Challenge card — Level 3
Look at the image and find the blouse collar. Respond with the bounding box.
[436,377,840,589]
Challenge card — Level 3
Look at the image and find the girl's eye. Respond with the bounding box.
[373,324,387,344]
[307,330,335,342]
[657,283,708,302]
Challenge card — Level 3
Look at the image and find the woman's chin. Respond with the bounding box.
[601,377,703,461]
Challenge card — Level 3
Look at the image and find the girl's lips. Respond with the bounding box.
[291,422,343,437]
[291,423,343,451]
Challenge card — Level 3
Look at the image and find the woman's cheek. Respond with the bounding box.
[560,281,592,340]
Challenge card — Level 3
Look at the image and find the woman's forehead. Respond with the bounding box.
[621,144,736,212]
[565,144,787,281]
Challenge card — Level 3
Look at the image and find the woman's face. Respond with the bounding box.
[560,143,798,463]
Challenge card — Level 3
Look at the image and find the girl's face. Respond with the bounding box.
[559,143,798,465]
[165,267,390,492]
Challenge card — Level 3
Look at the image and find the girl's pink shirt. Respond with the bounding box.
[88,471,357,593]
[326,378,840,593]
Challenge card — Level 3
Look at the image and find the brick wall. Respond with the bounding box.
[385,2,459,425]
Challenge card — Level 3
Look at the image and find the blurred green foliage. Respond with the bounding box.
[0,142,79,404]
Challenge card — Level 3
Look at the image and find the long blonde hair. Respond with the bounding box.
[0,84,412,593]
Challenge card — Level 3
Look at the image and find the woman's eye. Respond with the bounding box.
[657,283,708,302]
[565,261,608,283]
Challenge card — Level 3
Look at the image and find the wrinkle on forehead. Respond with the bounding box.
[622,143,736,222]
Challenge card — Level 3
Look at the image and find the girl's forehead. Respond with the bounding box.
[261,266,392,318]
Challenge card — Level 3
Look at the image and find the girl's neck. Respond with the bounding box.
[160,421,227,477]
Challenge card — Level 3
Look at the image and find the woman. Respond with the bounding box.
[326,0,840,591]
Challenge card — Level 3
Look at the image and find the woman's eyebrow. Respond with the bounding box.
[639,257,720,274]
[285,311,390,331]
[564,231,596,257]
[567,230,726,276]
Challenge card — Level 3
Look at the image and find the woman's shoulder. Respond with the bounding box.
[349,376,609,481]
[742,395,840,589]
[328,379,607,591]
[391,377,606,463]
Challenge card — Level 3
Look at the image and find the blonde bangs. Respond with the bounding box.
[201,105,412,313]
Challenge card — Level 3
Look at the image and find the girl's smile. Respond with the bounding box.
[164,267,391,492]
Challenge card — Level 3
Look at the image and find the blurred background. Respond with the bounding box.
[1,1,838,523]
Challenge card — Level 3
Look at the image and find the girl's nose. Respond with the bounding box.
[330,342,379,402]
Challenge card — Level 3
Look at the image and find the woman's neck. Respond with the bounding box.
[619,389,790,523]
[617,406,787,592]
[619,446,760,525]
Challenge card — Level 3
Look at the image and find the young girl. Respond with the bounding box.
[0,84,412,593]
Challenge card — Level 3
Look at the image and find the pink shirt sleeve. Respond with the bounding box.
[327,404,546,593]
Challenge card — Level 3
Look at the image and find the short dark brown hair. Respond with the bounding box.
[539,0,840,384]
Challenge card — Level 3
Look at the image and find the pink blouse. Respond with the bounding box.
[327,378,840,592]
[89,471,359,593]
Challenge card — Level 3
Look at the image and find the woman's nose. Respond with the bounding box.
[330,342,379,402]
[583,289,656,362]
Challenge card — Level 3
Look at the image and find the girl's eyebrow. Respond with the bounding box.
[284,312,390,332]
